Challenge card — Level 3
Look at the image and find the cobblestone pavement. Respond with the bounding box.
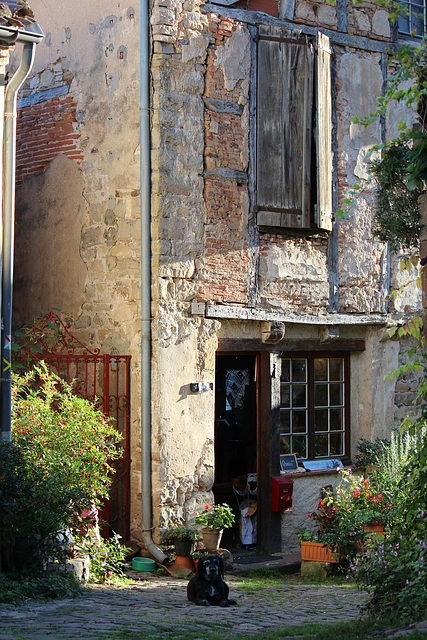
[0,572,369,640]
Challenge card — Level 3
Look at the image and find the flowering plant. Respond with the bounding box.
[164,526,198,541]
[195,503,235,530]
[306,470,394,565]
[0,363,123,569]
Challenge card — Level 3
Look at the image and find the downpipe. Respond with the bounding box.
[139,0,169,564]
[1,42,36,442]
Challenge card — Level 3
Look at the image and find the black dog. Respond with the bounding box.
[187,554,236,607]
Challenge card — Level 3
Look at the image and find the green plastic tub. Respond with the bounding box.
[132,557,156,572]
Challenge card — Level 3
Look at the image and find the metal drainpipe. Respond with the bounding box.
[139,0,169,564]
[1,42,36,443]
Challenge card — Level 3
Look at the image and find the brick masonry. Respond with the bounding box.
[16,93,83,186]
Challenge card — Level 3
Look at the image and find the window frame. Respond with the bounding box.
[398,0,426,39]
[279,351,350,461]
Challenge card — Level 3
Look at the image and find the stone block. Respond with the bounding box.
[300,560,327,578]
[65,555,90,582]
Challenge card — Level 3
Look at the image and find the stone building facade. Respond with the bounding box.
[10,0,422,553]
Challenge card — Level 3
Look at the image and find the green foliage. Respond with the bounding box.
[297,527,320,543]
[344,23,426,247]
[370,140,422,251]
[164,526,198,541]
[12,362,123,508]
[0,440,85,569]
[354,437,390,468]
[369,424,427,502]
[0,363,123,568]
[0,570,84,604]
[351,365,427,619]
[195,503,235,530]
[353,36,427,191]
[79,532,130,584]
[306,470,395,566]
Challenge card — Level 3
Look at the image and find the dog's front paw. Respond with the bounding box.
[227,599,237,605]
[219,600,230,607]
[196,599,211,606]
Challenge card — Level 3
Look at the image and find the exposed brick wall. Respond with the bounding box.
[16,93,83,186]
[199,17,251,305]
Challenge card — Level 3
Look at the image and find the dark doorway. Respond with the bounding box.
[214,354,258,548]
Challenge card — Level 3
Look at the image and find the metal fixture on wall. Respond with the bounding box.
[139,0,169,565]
[0,15,43,442]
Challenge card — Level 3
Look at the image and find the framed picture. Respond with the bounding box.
[280,454,298,472]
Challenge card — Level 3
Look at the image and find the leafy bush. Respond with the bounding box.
[370,140,422,251]
[0,363,123,569]
[351,412,427,620]
[354,437,390,468]
[79,532,130,584]
[0,570,84,604]
[12,363,123,506]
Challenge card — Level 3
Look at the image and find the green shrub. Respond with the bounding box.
[354,437,390,468]
[370,139,422,251]
[0,570,84,604]
[79,532,130,583]
[351,414,427,621]
[0,363,123,569]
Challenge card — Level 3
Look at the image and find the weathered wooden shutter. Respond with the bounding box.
[257,26,314,229]
[316,32,333,231]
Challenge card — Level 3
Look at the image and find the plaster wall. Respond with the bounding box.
[11,1,143,541]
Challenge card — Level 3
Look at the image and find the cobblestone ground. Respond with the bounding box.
[0,573,369,640]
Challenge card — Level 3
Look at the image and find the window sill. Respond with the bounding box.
[280,465,352,478]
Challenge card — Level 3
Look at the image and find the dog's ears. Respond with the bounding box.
[218,555,224,577]
[196,558,205,576]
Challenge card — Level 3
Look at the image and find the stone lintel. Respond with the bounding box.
[203,4,393,54]
[203,96,244,115]
[206,304,388,325]
[204,167,248,183]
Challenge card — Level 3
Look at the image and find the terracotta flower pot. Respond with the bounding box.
[363,525,384,534]
[201,528,223,551]
[300,541,339,563]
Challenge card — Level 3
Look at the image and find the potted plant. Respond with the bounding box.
[297,528,339,563]
[191,547,209,568]
[164,526,197,557]
[195,503,235,551]
[305,470,394,566]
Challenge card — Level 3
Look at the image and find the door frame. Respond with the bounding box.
[214,349,282,554]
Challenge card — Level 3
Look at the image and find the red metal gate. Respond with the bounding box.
[13,311,131,541]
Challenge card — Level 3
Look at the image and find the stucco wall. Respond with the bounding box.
[11,1,143,541]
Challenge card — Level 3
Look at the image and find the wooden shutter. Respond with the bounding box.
[257,26,314,229]
[316,32,333,231]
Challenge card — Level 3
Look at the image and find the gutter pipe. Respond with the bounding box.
[139,0,169,564]
[1,41,36,442]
